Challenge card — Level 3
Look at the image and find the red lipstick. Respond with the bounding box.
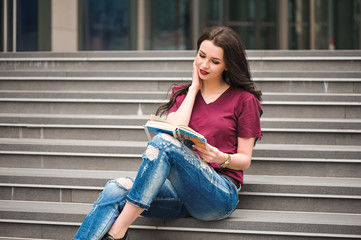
[200,69,209,75]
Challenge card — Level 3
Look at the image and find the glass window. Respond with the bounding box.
[1,0,50,52]
[6,0,14,51]
[288,0,310,49]
[334,0,360,49]
[229,0,255,22]
[199,0,221,29]
[353,0,361,49]
[227,0,278,49]
[146,0,191,50]
[232,26,256,49]
[37,0,51,51]
[0,0,3,52]
[314,0,328,49]
[79,0,131,50]
[17,0,38,51]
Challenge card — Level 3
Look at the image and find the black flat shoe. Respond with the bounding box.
[101,231,128,240]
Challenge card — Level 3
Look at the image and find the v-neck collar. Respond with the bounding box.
[199,86,231,105]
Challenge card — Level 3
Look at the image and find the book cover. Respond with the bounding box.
[144,115,208,150]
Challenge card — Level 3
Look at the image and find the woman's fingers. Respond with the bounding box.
[193,145,218,163]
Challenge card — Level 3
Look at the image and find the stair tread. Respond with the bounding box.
[0,138,360,149]
[2,90,361,95]
[1,123,361,133]
[0,51,360,238]
[1,98,360,107]
[1,199,360,225]
[0,237,54,240]
[0,137,146,147]
[1,200,360,237]
[1,113,361,122]
[1,70,360,80]
[1,113,360,129]
[1,49,361,58]
[1,138,361,158]
[1,91,360,100]
[0,167,135,179]
[1,167,360,189]
[255,143,361,152]
[1,90,361,102]
[1,113,361,127]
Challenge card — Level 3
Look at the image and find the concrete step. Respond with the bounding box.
[1,113,360,129]
[248,156,361,178]
[1,90,361,102]
[264,92,361,102]
[0,138,360,161]
[1,181,360,214]
[254,143,361,159]
[0,70,360,93]
[1,50,360,239]
[0,113,149,125]
[0,168,360,213]
[2,168,360,195]
[261,117,361,129]
[0,238,53,240]
[0,99,161,116]
[0,138,146,155]
[261,129,361,145]
[1,151,360,178]
[262,104,359,118]
[0,98,359,118]
[1,49,361,58]
[0,200,360,240]
[0,71,187,92]
[0,138,360,159]
[0,69,360,78]
[1,50,360,71]
[0,120,360,145]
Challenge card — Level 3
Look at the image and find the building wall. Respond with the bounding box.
[51,0,77,52]
[1,0,360,52]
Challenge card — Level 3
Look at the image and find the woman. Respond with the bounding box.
[73,26,262,240]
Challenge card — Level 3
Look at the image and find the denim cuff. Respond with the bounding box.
[126,196,150,210]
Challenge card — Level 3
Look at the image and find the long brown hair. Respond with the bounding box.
[156,26,262,117]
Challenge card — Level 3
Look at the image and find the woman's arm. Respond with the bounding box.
[166,61,202,126]
[193,137,255,171]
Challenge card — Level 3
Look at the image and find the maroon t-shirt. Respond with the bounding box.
[168,85,262,186]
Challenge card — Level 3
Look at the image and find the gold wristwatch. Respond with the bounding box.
[220,154,231,168]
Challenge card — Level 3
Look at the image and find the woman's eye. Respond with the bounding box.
[213,61,220,65]
[199,53,205,58]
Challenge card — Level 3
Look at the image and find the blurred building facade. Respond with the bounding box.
[1,0,360,52]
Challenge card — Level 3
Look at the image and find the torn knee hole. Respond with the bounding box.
[116,178,133,189]
[145,145,159,161]
[161,133,181,147]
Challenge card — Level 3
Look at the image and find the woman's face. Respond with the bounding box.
[195,40,227,83]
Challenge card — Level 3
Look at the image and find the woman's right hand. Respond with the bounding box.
[190,60,202,92]
[166,60,201,126]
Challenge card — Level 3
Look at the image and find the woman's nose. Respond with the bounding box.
[200,60,209,69]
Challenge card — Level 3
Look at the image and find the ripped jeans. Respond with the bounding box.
[73,133,239,240]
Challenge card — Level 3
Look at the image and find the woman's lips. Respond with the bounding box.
[200,69,209,75]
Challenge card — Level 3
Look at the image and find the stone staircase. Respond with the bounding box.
[0,50,360,240]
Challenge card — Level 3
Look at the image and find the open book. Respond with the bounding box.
[144,115,208,150]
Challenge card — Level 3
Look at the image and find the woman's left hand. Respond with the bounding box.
[193,144,227,165]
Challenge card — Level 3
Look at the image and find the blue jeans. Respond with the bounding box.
[73,133,239,240]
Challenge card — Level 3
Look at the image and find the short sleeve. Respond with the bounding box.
[237,96,262,138]
[167,85,187,114]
